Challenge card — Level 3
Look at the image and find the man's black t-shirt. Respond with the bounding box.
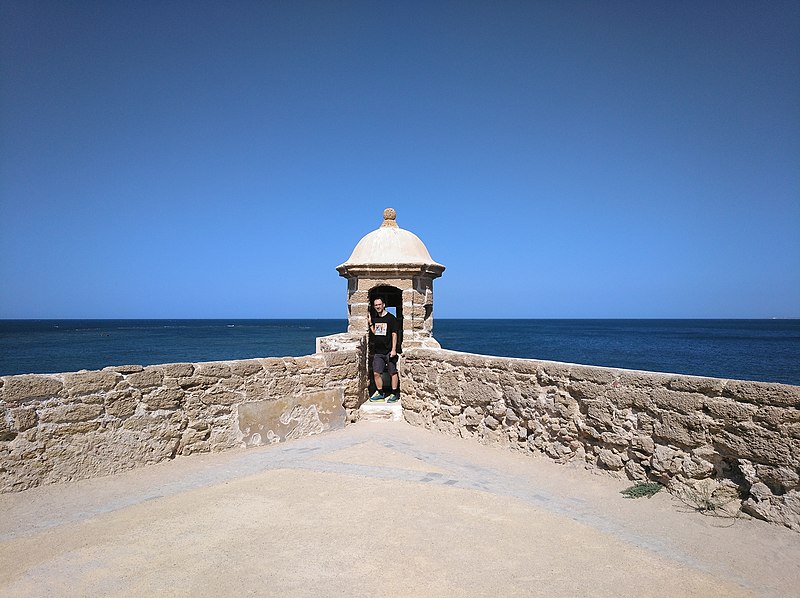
[370,311,398,354]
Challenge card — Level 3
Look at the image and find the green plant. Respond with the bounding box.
[621,482,662,499]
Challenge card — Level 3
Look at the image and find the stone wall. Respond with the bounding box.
[4,336,799,532]
[401,348,800,531]
[0,346,366,493]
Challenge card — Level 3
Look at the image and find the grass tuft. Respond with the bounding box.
[621,482,662,499]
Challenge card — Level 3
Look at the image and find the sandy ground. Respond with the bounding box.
[1,420,798,598]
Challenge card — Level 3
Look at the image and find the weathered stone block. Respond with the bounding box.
[295,356,324,370]
[537,363,572,386]
[0,410,15,441]
[755,464,799,494]
[620,388,654,411]
[651,444,682,476]
[703,397,758,422]
[487,400,505,418]
[122,414,169,432]
[571,366,617,385]
[637,412,655,434]
[713,423,794,466]
[229,360,264,378]
[502,359,537,376]
[723,380,800,408]
[630,435,655,455]
[617,371,664,388]
[600,432,630,447]
[162,363,194,378]
[40,403,103,423]
[179,427,211,452]
[462,382,494,406]
[261,357,286,373]
[566,380,605,401]
[64,371,119,395]
[195,362,232,379]
[349,303,370,318]
[624,459,647,480]
[583,399,613,427]
[400,394,426,413]
[81,394,105,405]
[597,449,624,470]
[326,364,358,382]
[774,492,800,531]
[653,412,707,447]
[270,377,300,397]
[178,375,218,390]
[347,290,370,304]
[3,375,63,404]
[50,421,101,435]
[753,406,800,430]
[462,406,482,426]
[217,377,243,392]
[458,352,492,370]
[106,390,139,418]
[554,393,578,418]
[438,370,459,392]
[200,390,240,406]
[651,388,704,414]
[484,415,500,430]
[11,408,37,431]
[603,387,639,409]
[786,423,800,440]
[408,305,425,320]
[681,455,715,479]
[667,376,725,395]
[237,388,345,447]
[127,367,164,389]
[580,424,603,441]
[145,388,183,410]
[108,365,144,374]
[240,379,268,402]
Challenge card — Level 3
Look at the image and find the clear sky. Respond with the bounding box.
[1,1,798,319]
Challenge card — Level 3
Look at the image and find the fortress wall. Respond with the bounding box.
[0,346,365,493]
[402,348,800,531]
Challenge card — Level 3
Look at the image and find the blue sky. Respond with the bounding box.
[1,1,798,319]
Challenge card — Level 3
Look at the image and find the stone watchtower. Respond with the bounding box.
[336,208,445,350]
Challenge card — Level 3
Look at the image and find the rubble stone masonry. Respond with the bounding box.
[2,338,799,532]
[402,348,800,532]
[0,345,365,493]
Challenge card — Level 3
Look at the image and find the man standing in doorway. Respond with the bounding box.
[368,296,399,402]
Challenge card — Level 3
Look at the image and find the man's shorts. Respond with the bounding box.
[373,353,398,375]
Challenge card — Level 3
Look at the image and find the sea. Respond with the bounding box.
[0,319,798,386]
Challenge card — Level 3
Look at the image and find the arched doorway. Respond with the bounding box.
[368,285,403,352]
[367,285,403,395]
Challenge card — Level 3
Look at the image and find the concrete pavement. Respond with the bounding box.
[1,420,798,597]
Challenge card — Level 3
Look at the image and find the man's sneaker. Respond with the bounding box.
[369,390,385,402]
[387,392,400,403]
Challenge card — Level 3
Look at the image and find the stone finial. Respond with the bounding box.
[381,207,398,228]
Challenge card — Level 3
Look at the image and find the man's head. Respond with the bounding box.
[373,297,385,314]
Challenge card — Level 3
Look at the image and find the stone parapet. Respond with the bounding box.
[5,339,799,533]
[0,346,366,493]
[401,348,800,532]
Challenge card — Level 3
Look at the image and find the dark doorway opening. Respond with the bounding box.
[367,285,403,395]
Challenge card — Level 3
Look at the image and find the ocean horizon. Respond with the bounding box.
[1,318,798,386]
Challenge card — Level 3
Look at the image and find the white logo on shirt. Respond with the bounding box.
[375,322,387,336]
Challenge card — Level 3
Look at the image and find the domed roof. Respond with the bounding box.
[337,208,444,271]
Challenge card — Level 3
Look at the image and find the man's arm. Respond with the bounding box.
[390,331,397,356]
